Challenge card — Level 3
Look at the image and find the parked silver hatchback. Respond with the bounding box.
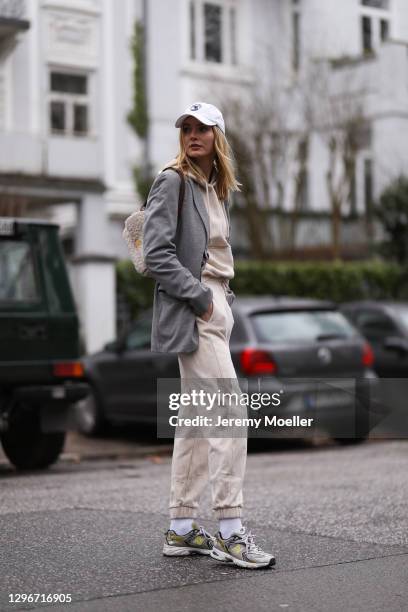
[78,297,379,443]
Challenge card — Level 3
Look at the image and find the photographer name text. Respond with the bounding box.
[169,415,314,428]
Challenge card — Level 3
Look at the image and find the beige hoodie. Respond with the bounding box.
[188,170,234,281]
[160,161,234,281]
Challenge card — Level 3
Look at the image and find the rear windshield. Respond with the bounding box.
[251,310,357,344]
[390,306,408,333]
[0,240,40,304]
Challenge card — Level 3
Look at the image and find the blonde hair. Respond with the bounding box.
[171,126,241,201]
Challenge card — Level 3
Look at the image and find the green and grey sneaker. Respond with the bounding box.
[163,522,215,557]
[210,527,276,569]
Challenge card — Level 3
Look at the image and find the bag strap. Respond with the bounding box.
[142,167,185,216]
[162,167,186,216]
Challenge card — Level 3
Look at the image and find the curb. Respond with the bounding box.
[0,444,173,469]
[59,444,173,464]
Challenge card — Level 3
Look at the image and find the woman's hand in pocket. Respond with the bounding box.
[199,301,214,322]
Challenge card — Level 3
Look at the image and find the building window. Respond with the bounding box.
[361,16,373,54]
[73,104,88,133]
[49,71,90,136]
[189,0,238,66]
[380,18,389,41]
[50,101,65,132]
[50,72,86,94]
[204,3,222,62]
[360,0,391,55]
[361,0,389,8]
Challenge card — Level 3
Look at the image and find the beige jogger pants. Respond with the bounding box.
[169,276,247,519]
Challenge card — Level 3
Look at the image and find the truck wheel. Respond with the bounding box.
[0,407,66,470]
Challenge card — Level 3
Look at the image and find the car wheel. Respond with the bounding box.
[74,388,107,436]
[0,406,65,470]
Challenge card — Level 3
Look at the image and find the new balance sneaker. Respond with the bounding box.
[163,522,215,556]
[210,527,276,569]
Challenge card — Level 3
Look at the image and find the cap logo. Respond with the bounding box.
[190,104,202,111]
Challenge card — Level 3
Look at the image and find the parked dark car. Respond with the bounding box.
[341,301,408,377]
[0,218,89,470]
[78,297,377,443]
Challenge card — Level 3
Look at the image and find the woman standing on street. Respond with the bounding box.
[143,102,276,569]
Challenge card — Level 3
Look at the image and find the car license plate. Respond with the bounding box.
[0,219,15,236]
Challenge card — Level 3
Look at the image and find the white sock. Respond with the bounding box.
[170,518,194,535]
[219,518,243,539]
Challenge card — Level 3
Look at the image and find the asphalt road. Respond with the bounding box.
[0,440,407,612]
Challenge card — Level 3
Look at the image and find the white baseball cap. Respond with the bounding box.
[175,102,225,134]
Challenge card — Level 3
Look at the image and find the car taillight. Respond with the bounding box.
[362,342,374,367]
[53,362,84,377]
[240,348,277,376]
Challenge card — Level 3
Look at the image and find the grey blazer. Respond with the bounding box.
[143,168,235,353]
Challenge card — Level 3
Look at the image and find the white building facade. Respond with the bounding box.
[0,0,143,353]
[1,0,407,351]
[146,0,408,252]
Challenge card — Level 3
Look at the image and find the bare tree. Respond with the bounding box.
[216,88,304,258]
[225,97,277,258]
[302,60,368,258]
[202,51,369,260]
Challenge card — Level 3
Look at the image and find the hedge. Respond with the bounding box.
[116,259,408,320]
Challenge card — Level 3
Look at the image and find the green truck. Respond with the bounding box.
[0,217,89,470]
